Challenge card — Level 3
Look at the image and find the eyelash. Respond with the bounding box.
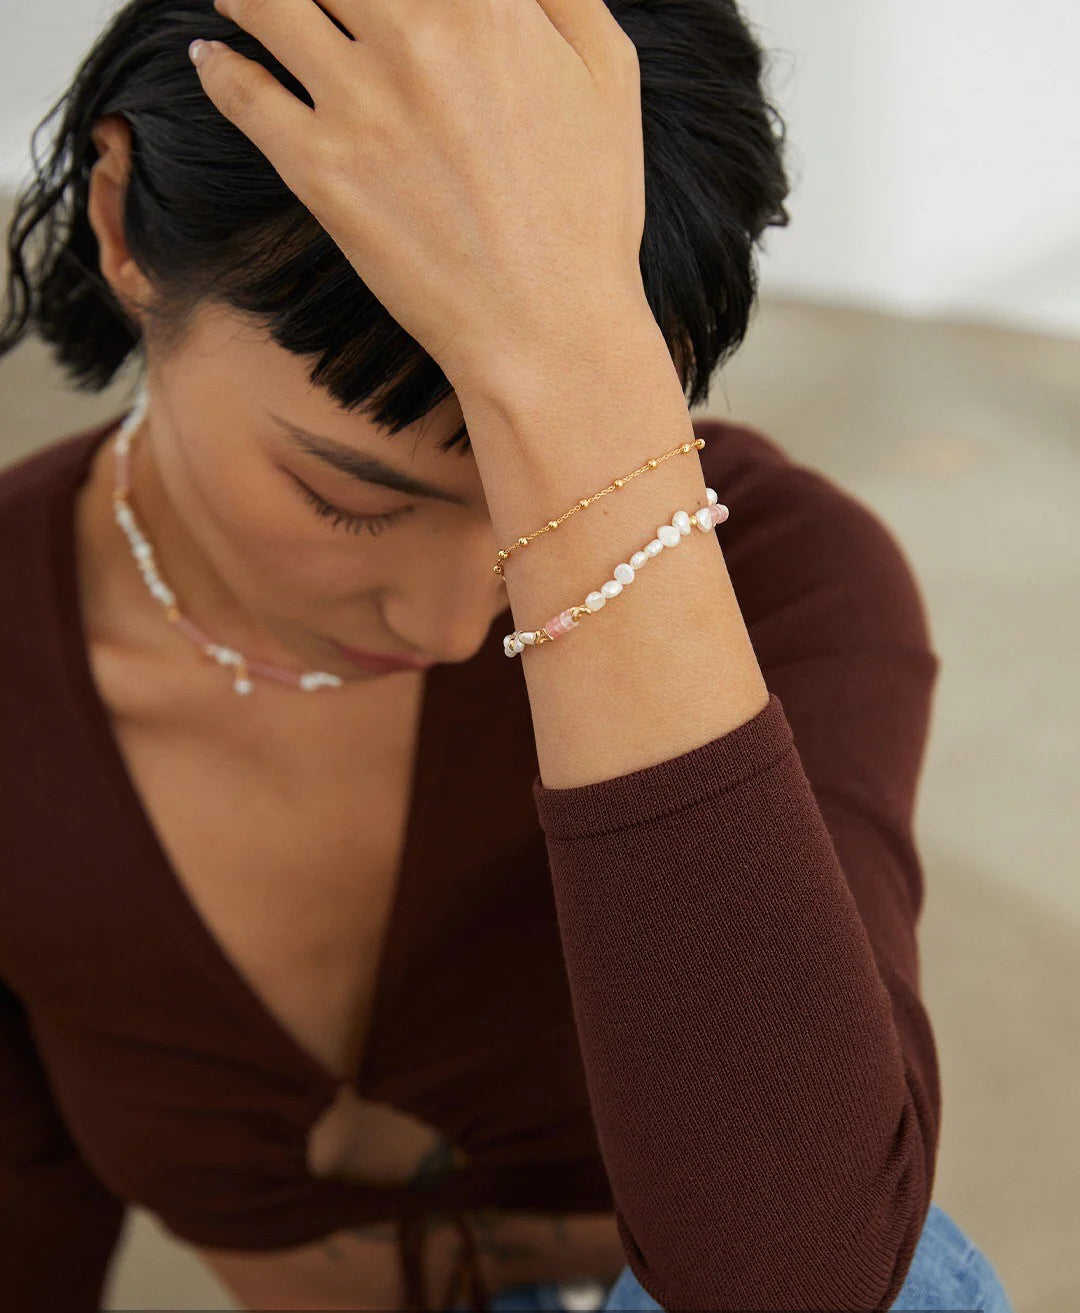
[290,476,414,536]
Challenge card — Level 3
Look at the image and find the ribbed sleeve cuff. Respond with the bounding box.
[531,691,794,840]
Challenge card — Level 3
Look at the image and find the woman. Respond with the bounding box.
[0,1,1015,1310]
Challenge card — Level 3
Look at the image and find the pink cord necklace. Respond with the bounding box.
[110,390,344,696]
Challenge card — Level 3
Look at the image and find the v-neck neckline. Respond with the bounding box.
[48,412,471,1101]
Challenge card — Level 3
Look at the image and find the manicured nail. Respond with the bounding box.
[189,39,209,67]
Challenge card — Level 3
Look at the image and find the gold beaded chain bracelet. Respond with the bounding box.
[492,435,706,577]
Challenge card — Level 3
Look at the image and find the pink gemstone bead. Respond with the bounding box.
[176,615,210,644]
[711,503,729,525]
[545,609,580,638]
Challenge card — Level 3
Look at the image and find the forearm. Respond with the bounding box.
[457,313,939,1311]
[456,307,769,789]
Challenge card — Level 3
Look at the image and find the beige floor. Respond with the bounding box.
[1,278,1077,1312]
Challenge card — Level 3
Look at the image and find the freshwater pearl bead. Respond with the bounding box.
[299,671,343,689]
[600,579,623,599]
[695,507,713,530]
[233,678,254,695]
[657,524,681,547]
[645,538,664,557]
[585,590,607,611]
[613,562,635,585]
[518,631,538,644]
[629,550,649,570]
[672,509,692,535]
[705,487,718,506]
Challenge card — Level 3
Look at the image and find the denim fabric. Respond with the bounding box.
[465,1200,1015,1312]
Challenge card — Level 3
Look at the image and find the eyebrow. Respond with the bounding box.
[269,413,470,506]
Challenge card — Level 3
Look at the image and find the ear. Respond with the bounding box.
[89,113,132,181]
[86,114,155,320]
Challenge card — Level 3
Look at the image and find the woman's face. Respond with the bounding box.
[87,117,507,681]
[140,305,508,676]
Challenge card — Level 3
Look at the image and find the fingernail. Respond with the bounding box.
[189,39,209,67]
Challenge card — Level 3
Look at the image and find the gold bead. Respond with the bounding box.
[695,437,705,448]
[548,520,558,529]
[518,537,528,546]
[498,549,508,560]
[648,459,658,468]
[682,443,691,453]
[614,478,624,488]
[579,499,589,508]
[165,606,180,624]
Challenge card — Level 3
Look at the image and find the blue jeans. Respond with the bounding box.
[462,1201,1015,1312]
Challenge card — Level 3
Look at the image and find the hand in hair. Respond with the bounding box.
[192,0,652,397]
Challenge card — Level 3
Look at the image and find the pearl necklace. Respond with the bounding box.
[110,391,344,696]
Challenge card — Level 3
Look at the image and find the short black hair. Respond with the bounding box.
[0,0,790,453]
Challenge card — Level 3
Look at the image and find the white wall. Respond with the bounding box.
[0,2,111,183]
[2,0,1078,337]
[740,0,1080,336]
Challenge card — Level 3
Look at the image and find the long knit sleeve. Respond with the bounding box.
[532,454,942,1313]
[0,975,127,1312]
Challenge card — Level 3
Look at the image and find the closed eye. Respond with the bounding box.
[286,471,415,536]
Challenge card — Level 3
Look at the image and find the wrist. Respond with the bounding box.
[450,312,700,557]
[450,294,677,437]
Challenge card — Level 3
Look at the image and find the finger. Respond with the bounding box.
[190,39,322,185]
[515,0,633,77]
[211,0,356,104]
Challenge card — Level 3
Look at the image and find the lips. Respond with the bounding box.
[331,640,435,674]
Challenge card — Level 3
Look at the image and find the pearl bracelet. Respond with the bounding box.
[501,488,729,658]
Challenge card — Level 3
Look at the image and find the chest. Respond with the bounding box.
[115,678,423,1067]
[13,623,578,1211]
[92,652,460,1183]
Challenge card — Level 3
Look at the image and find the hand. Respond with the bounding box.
[193,0,651,393]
